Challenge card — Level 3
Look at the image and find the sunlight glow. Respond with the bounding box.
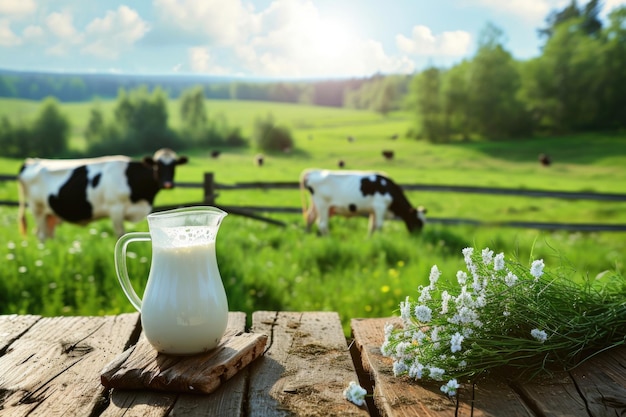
[307,18,355,62]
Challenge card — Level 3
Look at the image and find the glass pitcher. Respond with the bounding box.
[114,206,229,355]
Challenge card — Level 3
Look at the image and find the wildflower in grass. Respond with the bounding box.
[18,266,27,273]
[6,253,15,261]
[531,329,548,343]
[7,241,15,250]
[414,305,432,322]
[450,332,464,353]
[530,259,544,279]
[440,379,460,396]
[429,265,441,288]
[35,260,43,267]
[343,381,367,406]
[382,246,626,396]
[494,253,505,271]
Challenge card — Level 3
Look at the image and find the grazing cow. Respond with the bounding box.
[211,150,221,158]
[299,169,426,235]
[338,160,345,169]
[17,148,188,240]
[255,154,265,167]
[382,150,394,161]
[538,153,551,167]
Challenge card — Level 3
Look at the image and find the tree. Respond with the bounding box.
[85,106,105,143]
[465,23,531,138]
[408,67,447,142]
[180,86,208,130]
[528,18,605,131]
[539,0,602,39]
[30,97,70,157]
[252,113,293,152]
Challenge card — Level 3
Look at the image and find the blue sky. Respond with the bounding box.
[0,0,624,78]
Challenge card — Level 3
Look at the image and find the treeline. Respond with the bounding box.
[0,69,378,108]
[0,86,301,159]
[408,1,626,140]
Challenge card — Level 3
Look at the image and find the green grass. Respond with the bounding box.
[1,97,625,334]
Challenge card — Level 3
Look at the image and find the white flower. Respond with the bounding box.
[504,272,518,287]
[440,290,451,314]
[481,248,494,265]
[456,270,468,285]
[530,259,545,279]
[408,362,424,379]
[450,332,464,353]
[494,252,505,271]
[418,286,431,303]
[428,366,445,381]
[440,379,460,396]
[531,328,548,343]
[343,381,367,406]
[414,305,432,323]
[429,265,441,288]
[393,361,408,376]
[400,296,411,323]
[462,247,473,264]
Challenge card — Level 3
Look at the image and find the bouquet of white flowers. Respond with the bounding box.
[381,247,626,396]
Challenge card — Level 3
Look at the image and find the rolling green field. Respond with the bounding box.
[1,97,625,333]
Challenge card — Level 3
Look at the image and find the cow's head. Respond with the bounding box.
[143,148,188,189]
[405,205,427,233]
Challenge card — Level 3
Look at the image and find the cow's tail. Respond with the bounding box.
[17,178,27,236]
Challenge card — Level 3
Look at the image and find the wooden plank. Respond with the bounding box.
[567,346,626,416]
[101,322,267,394]
[0,313,140,417]
[100,312,252,417]
[0,315,41,352]
[351,317,534,417]
[248,311,370,417]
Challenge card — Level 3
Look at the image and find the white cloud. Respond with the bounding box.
[0,0,36,17]
[82,6,149,59]
[44,11,82,56]
[232,0,411,77]
[46,11,80,40]
[0,19,21,46]
[22,25,44,43]
[153,0,252,46]
[188,46,229,74]
[396,25,472,57]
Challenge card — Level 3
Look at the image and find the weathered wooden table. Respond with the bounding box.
[0,312,624,416]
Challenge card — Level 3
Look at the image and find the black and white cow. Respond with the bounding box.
[299,169,426,235]
[17,148,188,240]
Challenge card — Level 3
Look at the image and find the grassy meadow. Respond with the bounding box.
[1,97,625,334]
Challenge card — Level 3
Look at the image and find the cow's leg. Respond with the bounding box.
[45,215,59,239]
[369,208,385,235]
[316,203,330,235]
[110,207,126,237]
[32,203,49,241]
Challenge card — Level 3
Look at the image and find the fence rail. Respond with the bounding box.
[2,173,626,231]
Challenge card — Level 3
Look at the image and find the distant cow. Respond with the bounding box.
[382,150,394,160]
[17,148,188,240]
[255,154,265,166]
[211,150,221,158]
[338,160,345,169]
[539,153,551,167]
[299,169,426,235]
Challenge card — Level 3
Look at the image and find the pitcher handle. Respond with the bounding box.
[114,232,151,312]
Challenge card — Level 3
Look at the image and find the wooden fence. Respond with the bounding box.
[2,173,626,231]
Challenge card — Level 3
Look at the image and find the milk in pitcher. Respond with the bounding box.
[140,226,229,354]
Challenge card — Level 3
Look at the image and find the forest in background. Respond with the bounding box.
[0,0,625,159]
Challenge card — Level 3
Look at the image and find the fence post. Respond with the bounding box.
[203,172,215,205]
